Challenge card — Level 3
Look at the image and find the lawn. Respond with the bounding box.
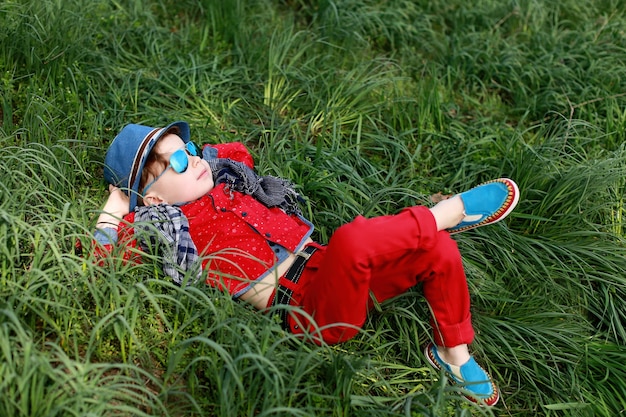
[1,0,626,415]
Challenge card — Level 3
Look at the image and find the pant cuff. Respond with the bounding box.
[432,313,475,347]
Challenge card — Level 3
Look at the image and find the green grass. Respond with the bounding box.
[2,0,626,415]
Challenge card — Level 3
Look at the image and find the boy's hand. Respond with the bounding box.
[104,185,130,216]
[96,185,130,229]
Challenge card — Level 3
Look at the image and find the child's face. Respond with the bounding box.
[142,133,214,205]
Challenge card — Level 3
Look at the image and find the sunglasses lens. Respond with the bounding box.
[168,142,200,173]
[186,141,200,156]
[169,149,189,173]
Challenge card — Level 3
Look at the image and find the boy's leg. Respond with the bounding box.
[286,179,518,407]
[290,178,519,344]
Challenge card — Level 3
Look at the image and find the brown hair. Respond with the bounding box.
[137,126,181,205]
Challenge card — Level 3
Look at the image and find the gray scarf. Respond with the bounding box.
[208,157,303,216]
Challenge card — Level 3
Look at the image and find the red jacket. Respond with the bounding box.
[96,142,313,296]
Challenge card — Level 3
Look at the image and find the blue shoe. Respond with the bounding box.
[425,343,500,406]
[446,178,519,234]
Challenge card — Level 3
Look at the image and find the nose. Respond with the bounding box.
[190,154,202,167]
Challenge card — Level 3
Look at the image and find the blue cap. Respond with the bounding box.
[103,121,190,211]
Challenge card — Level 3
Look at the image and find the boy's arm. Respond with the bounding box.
[94,184,129,246]
[93,185,139,262]
[204,142,254,169]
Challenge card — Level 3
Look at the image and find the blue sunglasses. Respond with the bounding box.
[143,141,200,193]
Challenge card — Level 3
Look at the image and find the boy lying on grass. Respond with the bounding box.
[94,121,519,406]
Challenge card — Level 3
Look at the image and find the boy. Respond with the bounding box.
[95,121,519,406]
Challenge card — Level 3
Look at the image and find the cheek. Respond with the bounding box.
[174,175,193,193]
[178,171,206,194]
[159,174,188,199]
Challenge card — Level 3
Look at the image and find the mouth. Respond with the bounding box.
[197,169,208,180]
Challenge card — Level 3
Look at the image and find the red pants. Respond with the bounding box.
[281,206,474,347]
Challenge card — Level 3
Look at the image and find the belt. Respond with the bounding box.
[274,245,319,330]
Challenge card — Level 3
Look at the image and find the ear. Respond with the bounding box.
[142,191,168,206]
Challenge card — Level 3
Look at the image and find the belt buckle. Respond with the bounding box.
[295,249,313,261]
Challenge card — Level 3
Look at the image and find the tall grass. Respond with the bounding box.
[1,0,626,415]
